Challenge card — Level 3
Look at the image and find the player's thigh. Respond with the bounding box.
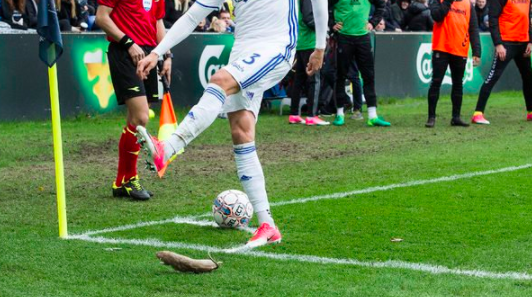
[223,51,292,120]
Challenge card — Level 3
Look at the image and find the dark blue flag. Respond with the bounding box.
[37,0,63,67]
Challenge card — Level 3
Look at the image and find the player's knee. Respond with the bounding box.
[209,71,238,94]
[130,113,149,127]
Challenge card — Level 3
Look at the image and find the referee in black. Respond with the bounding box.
[96,0,172,200]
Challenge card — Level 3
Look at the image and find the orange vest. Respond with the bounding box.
[432,0,471,57]
[500,0,530,42]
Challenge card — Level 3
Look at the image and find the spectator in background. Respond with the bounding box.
[56,0,82,31]
[403,0,433,31]
[426,0,481,128]
[1,0,29,29]
[24,0,37,28]
[207,16,226,32]
[164,0,191,29]
[330,0,391,126]
[382,0,401,31]
[391,0,409,29]
[475,0,488,31]
[218,10,234,32]
[375,19,385,31]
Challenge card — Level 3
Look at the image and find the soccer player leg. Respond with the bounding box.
[224,51,289,247]
[159,71,237,162]
[427,51,450,124]
[334,35,354,126]
[475,43,514,116]
[513,46,532,119]
[448,54,468,126]
[354,34,389,126]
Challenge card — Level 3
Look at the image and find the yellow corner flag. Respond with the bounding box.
[38,0,68,238]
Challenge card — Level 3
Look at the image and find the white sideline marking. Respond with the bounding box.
[69,164,532,280]
[190,164,532,219]
[271,164,532,207]
[70,236,532,281]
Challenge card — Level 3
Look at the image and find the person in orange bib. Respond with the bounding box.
[426,0,481,128]
[472,0,532,124]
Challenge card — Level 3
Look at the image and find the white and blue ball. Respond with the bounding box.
[212,190,253,228]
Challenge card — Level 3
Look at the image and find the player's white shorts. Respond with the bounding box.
[222,49,293,119]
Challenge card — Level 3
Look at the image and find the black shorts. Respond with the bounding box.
[107,42,160,105]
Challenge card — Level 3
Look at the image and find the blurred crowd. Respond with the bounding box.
[0,0,491,33]
[0,0,235,32]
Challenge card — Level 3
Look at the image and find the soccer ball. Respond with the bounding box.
[212,190,253,228]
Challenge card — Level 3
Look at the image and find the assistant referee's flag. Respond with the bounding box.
[37,0,68,238]
[37,0,63,67]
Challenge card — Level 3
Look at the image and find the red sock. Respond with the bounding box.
[115,123,140,186]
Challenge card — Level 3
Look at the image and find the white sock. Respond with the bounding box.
[368,106,377,119]
[337,107,344,116]
[165,83,226,160]
[234,142,275,227]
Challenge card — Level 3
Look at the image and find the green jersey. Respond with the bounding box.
[297,0,316,50]
[334,0,372,36]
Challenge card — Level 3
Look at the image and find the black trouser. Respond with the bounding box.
[476,42,532,112]
[335,33,377,109]
[427,51,467,118]
[347,61,364,111]
[290,49,321,117]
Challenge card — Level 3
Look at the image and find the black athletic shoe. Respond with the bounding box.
[425,117,436,128]
[112,176,151,201]
[451,117,470,127]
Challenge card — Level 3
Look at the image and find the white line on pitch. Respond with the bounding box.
[71,164,532,237]
[70,236,532,281]
[180,163,532,219]
[271,164,532,207]
[69,216,255,238]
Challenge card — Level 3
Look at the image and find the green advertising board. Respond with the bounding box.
[0,32,524,120]
[68,33,234,112]
[374,33,521,98]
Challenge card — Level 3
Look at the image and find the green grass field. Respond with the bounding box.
[1,91,532,296]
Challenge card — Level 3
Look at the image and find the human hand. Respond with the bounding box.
[306,49,325,76]
[333,22,343,32]
[495,44,506,61]
[524,43,532,57]
[137,52,159,80]
[367,22,374,31]
[473,56,480,67]
[128,43,146,66]
[160,58,172,85]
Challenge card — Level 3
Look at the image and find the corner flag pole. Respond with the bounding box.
[48,47,68,238]
[38,0,67,238]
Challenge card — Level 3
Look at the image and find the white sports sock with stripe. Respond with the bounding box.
[234,142,275,227]
[165,83,226,160]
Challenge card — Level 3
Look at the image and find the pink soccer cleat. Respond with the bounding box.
[306,116,330,126]
[246,223,282,249]
[471,113,490,125]
[136,126,171,178]
[527,113,532,121]
[288,115,305,124]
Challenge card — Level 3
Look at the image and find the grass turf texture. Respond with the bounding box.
[1,91,532,296]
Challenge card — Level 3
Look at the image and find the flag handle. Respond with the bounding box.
[48,50,68,238]
[157,60,170,93]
